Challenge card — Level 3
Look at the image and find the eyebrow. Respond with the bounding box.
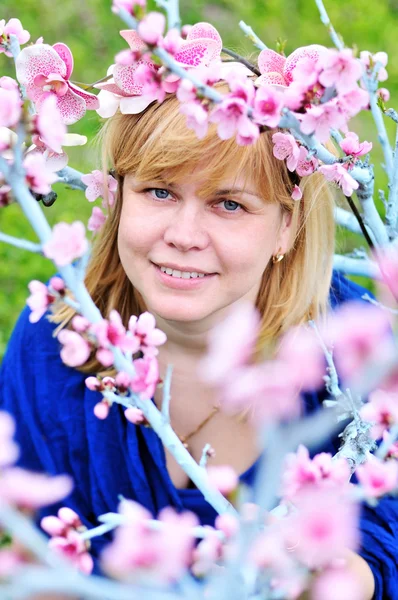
[214,188,261,199]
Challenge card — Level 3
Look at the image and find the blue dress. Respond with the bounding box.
[0,271,397,598]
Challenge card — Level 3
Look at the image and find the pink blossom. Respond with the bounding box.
[207,465,238,495]
[357,454,398,498]
[43,221,88,267]
[81,170,118,207]
[85,376,102,392]
[219,361,300,422]
[215,513,239,539]
[88,206,107,233]
[198,302,260,386]
[112,0,146,15]
[284,488,359,568]
[272,132,300,172]
[281,445,350,500]
[180,101,209,139]
[295,146,318,177]
[93,310,139,363]
[277,324,325,390]
[340,132,372,158]
[300,102,346,143]
[71,315,90,333]
[128,311,167,357]
[318,163,359,197]
[209,96,250,141]
[0,81,21,128]
[15,43,99,124]
[26,279,57,323]
[192,532,222,577]
[181,24,192,39]
[360,390,398,440]
[115,371,131,392]
[337,85,369,118]
[23,152,57,195]
[0,19,30,56]
[36,94,66,154]
[125,407,146,424]
[321,302,394,380]
[0,411,19,468]
[257,44,326,88]
[236,117,260,146]
[318,49,362,94]
[102,500,198,583]
[292,55,322,87]
[360,51,388,82]
[0,548,24,578]
[382,431,398,461]
[376,243,398,299]
[58,330,91,367]
[291,185,302,201]
[252,85,283,127]
[160,28,183,55]
[130,356,160,400]
[311,567,364,600]
[0,467,73,509]
[378,87,390,102]
[138,12,166,46]
[94,401,111,420]
[49,530,93,574]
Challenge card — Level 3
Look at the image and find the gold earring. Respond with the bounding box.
[272,250,285,264]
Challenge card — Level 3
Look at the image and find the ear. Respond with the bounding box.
[275,210,293,255]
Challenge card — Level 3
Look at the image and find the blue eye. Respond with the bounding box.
[149,188,170,200]
[218,200,243,212]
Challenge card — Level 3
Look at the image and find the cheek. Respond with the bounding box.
[222,224,277,277]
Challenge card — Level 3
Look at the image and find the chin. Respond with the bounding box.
[146,300,212,324]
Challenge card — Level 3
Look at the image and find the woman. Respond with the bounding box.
[0,85,395,598]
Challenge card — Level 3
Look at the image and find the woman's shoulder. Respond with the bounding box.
[5,304,60,358]
[329,271,373,310]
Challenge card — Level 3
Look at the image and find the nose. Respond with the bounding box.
[163,199,210,252]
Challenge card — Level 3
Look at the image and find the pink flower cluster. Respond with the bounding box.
[0,18,30,57]
[26,276,65,323]
[0,76,22,129]
[102,499,198,583]
[281,444,351,501]
[41,507,93,574]
[198,303,325,424]
[356,454,398,499]
[0,411,73,511]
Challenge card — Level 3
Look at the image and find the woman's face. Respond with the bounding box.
[118,170,293,329]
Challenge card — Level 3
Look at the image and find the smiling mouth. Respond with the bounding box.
[152,262,216,279]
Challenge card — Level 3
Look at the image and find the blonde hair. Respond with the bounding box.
[52,84,335,371]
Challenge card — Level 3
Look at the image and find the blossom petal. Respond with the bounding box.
[256,72,287,87]
[284,44,326,84]
[120,29,146,52]
[52,43,74,79]
[68,82,100,110]
[54,89,86,125]
[258,49,286,77]
[15,44,66,87]
[186,22,222,61]
[96,90,121,118]
[119,94,155,114]
[113,60,154,95]
[174,39,220,68]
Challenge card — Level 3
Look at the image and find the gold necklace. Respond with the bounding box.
[177,406,219,450]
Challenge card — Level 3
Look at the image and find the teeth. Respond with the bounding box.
[160,266,207,279]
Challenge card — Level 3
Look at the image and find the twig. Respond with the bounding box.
[333,254,380,279]
[155,0,181,32]
[376,423,398,460]
[386,125,398,239]
[56,166,87,192]
[308,320,344,399]
[314,0,344,50]
[344,194,376,249]
[365,70,394,183]
[0,232,42,253]
[221,47,261,76]
[362,292,398,315]
[385,108,398,124]
[238,21,267,51]
[71,73,113,91]
[161,364,173,422]
[335,206,364,236]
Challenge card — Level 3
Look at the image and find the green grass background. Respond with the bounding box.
[1,0,397,358]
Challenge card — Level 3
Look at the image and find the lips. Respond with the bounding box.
[152,261,216,275]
